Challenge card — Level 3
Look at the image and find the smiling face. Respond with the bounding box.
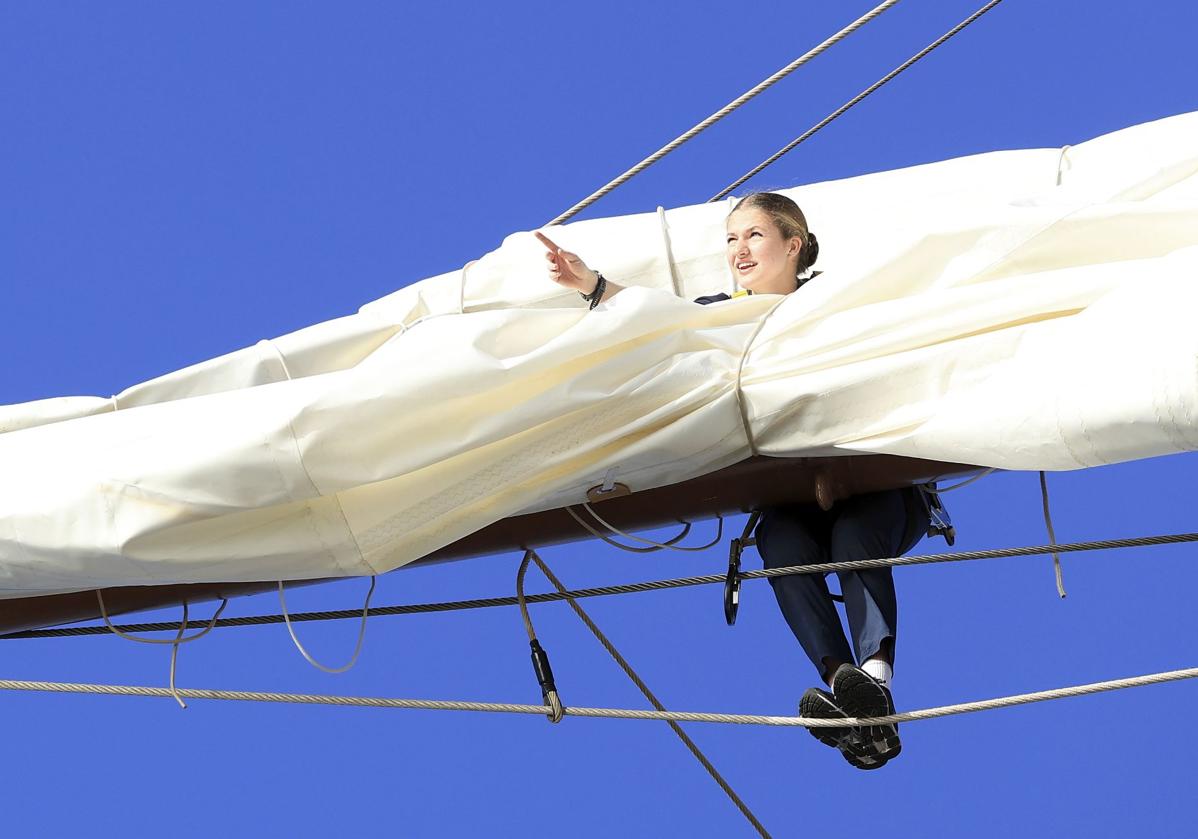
[725,206,804,295]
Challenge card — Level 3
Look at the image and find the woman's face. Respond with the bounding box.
[725,207,803,295]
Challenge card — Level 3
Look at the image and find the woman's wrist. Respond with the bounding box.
[580,273,607,309]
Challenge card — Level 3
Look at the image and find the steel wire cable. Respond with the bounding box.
[7,531,1198,640]
[710,0,1006,201]
[523,551,771,838]
[546,0,903,225]
[1,665,1196,726]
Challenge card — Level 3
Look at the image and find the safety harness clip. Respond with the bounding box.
[724,511,761,626]
[919,483,956,546]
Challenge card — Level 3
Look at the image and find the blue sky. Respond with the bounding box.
[2,2,1197,836]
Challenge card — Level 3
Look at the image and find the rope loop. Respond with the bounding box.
[279,576,376,674]
[566,504,724,553]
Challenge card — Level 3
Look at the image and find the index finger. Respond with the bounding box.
[534,231,561,253]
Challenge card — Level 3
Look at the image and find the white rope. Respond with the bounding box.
[1040,471,1067,598]
[564,505,697,554]
[96,592,228,709]
[278,577,376,674]
[4,665,1195,726]
[734,297,789,456]
[96,590,228,646]
[923,468,996,493]
[574,502,725,552]
[656,206,682,297]
[546,0,903,225]
[1056,144,1073,186]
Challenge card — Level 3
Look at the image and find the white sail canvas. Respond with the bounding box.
[2,111,1196,597]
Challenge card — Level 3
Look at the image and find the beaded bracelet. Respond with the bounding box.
[580,273,607,310]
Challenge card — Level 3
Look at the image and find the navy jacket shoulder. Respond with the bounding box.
[693,293,731,305]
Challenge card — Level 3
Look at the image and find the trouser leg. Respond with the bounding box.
[829,488,929,666]
[755,506,853,681]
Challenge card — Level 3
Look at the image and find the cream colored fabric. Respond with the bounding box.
[2,111,1197,597]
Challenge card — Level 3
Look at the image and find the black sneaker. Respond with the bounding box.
[831,664,902,762]
[799,687,888,770]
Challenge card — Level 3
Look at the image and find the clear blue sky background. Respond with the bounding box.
[3,2,1197,836]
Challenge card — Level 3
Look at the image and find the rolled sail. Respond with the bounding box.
[2,111,1197,598]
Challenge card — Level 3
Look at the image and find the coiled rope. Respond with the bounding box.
[546,0,903,225]
[10,530,1197,641]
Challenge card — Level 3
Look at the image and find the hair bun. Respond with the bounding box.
[804,232,820,270]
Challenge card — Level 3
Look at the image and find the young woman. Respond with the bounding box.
[538,192,928,770]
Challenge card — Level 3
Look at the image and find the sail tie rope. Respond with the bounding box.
[96,591,228,708]
[517,550,771,838]
[564,506,697,553]
[278,576,376,674]
[547,0,903,225]
[2,664,1196,728]
[710,0,1007,201]
[20,530,1192,640]
[921,468,997,493]
[567,503,724,553]
[1040,472,1067,598]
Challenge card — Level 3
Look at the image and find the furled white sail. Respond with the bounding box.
[2,111,1196,597]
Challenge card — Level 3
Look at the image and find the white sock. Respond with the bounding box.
[862,657,893,689]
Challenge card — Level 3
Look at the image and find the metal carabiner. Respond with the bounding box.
[724,537,743,626]
[724,511,761,626]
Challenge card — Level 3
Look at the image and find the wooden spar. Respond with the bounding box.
[0,454,980,637]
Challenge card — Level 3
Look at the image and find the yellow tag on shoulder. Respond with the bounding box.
[731,289,753,299]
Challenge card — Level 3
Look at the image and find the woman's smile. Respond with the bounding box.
[725,206,802,294]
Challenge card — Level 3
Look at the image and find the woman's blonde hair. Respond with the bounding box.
[732,192,820,274]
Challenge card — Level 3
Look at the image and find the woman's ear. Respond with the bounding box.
[788,237,803,259]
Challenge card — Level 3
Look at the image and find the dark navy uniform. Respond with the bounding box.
[695,289,929,679]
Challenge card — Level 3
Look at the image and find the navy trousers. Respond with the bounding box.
[754,488,929,681]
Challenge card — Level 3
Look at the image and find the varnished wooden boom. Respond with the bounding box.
[0,454,978,636]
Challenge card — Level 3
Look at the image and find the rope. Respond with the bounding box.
[516,552,564,722]
[571,503,725,552]
[278,576,376,674]
[12,530,1198,640]
[2,665,1196,726]
[525,551,771,838]
[564,506,697,554]
[1040,472,1067,598]
[546,0,903,225]
[922,468,997,494]
[734,297,790,455]
[96,590,228,645]
[97,592,228,708]
[710,0,1006,201]
[169,602,188,709]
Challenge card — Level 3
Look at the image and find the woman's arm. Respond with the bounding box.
[535,232,625,306]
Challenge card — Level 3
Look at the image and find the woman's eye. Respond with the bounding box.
[750,231,762,238]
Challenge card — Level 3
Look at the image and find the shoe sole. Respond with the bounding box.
[799,688,887,770]
[833,667,902,761]
[798,688,849,751]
